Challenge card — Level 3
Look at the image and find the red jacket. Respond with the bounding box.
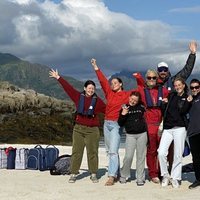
[133,73,169,125]
[96,69,135,121]
[58,77,106,127]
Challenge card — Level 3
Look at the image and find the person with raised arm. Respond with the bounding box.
[91,58,135,186]
[49,69,105,183]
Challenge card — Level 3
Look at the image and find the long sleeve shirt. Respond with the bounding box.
[95,69,135,121]
[58,77,106,127]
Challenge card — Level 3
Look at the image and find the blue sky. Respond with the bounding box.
[104,0,200,40]
[0,0,199,80]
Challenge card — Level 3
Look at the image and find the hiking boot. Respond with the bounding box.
[68,174,76,183]
[119,177,126,184]
[151,177,160,184]
[171,179,180,188]
[161,176,170,187]
[189,180,200,189]
[90,174,99,183]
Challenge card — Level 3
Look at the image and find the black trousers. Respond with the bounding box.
[189,133,200,181]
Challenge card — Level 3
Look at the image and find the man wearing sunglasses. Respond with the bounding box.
[187,79,200,189]
[157,41,197,91]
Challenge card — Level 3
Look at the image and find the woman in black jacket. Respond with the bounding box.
[118,91,148,186]
[187,79,200,189]
[158,77,190,188]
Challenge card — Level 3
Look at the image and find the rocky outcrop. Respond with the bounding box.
[0,81,75,145]
[0,81,69,113]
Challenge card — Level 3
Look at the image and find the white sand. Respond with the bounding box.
[0,144,199,200]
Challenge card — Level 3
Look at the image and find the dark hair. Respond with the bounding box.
[130,91,142,104]
[111,77,124,90]
[190,78,200,85]
[173,77,188,94]
[84,80,96,88]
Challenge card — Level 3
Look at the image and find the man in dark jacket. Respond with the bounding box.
[157,41,197,90]
[187,79,200,189]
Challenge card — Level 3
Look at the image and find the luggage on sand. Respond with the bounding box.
[15,148,29,169]
[50,154,71,175]
[6,147,16,169]
[0,148,7,169]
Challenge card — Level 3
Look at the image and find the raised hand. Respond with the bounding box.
[187,95,193,102]
[91,58,99,70]
[189,41,197,54]
[121,105,129,115]
[49,69,60,79]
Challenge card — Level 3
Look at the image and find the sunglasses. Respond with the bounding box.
[190,85,200,90]
[147,76,157,80]
[158,67,168,72]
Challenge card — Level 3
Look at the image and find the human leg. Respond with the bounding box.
[171,127,186,186]
[189,134,200,188]
[70,124,85,174]
[120,134,137,180]
[136,132,147,184]
[104,120,121,185]
[84,126,100,175]
[146,125,160,181]
[158,129,173,186]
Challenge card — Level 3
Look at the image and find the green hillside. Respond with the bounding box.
[0,53,84,100]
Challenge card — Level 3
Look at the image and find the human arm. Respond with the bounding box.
[172,41,197,81]
[117,106,129,127]
[91,58,111,97]
[95,96,106,114]
[133,72,145,87]
[49,69,80,103]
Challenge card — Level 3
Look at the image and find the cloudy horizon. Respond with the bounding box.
[0,0,199,80]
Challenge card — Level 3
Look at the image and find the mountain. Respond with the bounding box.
[110,69,143,90]
[0,53,84,100]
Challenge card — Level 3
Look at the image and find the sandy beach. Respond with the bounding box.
[0,144,199,200]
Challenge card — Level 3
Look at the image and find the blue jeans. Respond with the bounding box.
[104,120,121,177]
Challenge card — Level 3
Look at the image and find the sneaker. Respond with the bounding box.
[90,174,99,183]
[137,181,145,186]
[189,180,200,189]
[171,179,180,188]
[151,177,160,184]
[161,176,170,187]
[68,174,76,183]
[119,177,126,184]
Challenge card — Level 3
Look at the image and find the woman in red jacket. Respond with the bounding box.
[133,70,169,183]
[49,69,105,183]
[91,59,135,186]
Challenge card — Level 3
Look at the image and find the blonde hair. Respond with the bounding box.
[145,69,158,78]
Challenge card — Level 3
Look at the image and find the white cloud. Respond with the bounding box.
[169,6,200,13]
[0,0,199,79]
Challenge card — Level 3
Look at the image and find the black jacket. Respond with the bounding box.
[162,92,190,129]
[118,104,147,134]
[187,93,200,137]
[171,53,196,82]
[160,53,196,90]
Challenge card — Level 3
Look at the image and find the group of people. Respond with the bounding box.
[49,40,200,189]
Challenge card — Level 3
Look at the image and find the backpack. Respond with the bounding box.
[15,148,29,170]
[6,146,16,169]
[0,148,7,169]
[27,145,47,171]
[50,154,71,175]
[45,145,59,170]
